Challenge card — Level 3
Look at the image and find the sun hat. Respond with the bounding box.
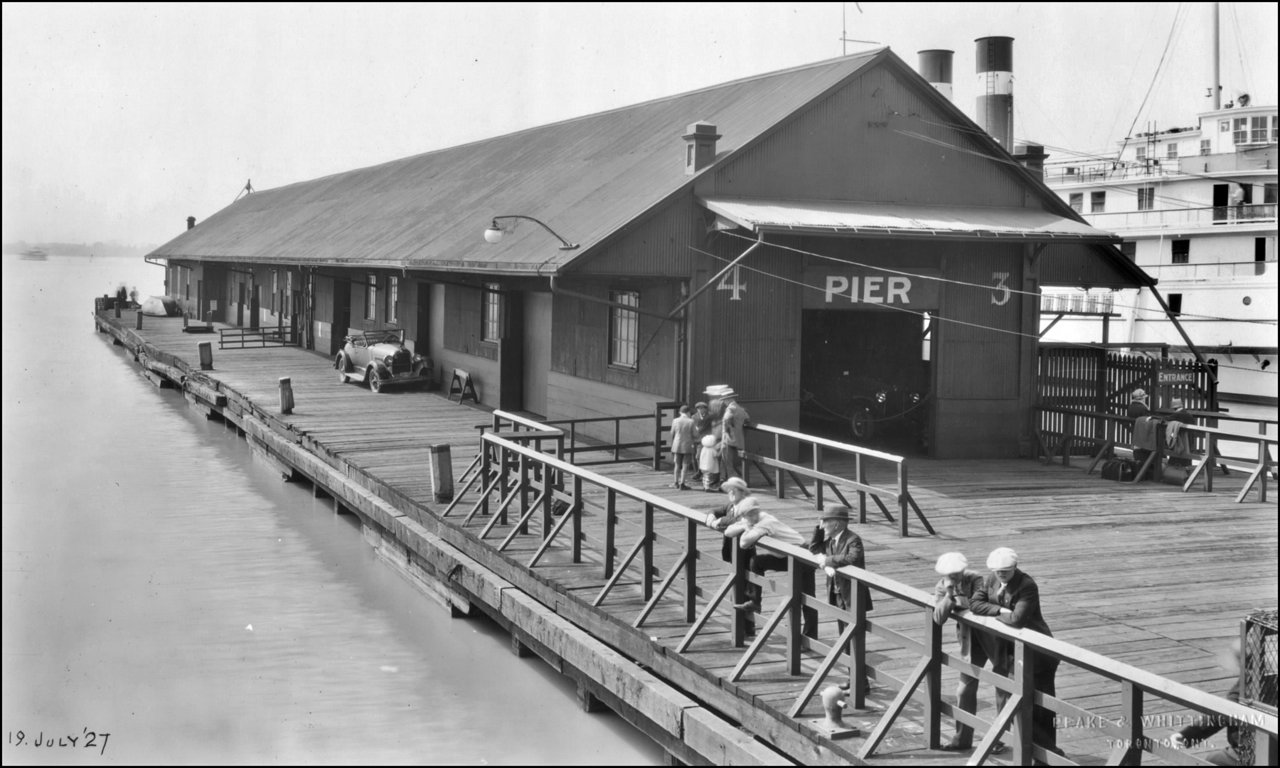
[1131,388,1147,401]
[701,434,718,448]
[720,477,748,493]
[935,552,969,575]
[986,547,1018,570]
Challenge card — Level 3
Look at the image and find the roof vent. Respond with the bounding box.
[682,122,721,175]
[187,216,196,230]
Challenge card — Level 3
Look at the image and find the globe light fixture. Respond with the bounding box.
[483,215,579,250]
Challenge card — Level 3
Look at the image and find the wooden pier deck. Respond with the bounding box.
[96,309,1277,766]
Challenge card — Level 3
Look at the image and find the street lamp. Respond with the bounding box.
[483,215,579,250]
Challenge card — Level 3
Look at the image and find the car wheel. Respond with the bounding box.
[851,409,875,441]
[368,368,383,393]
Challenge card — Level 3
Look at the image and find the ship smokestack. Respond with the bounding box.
[918,50,954,101]
[975,36,1014,151]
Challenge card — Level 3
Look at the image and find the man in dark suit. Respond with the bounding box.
[809,506,873,690]
[969,547,1064,763]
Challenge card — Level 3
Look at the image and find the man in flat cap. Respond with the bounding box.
[809,506,873,692]
[933,552,1005,754]
[970,547,1063,762]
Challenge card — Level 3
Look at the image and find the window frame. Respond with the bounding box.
[1137,187,1155,211]
[1090,191,1106,213]
[1171,239,1190,264]
[608,289,640,371]
[481,283,502,343]
[1068,192,1083,213]
[387,275,399,323]
[366,273,377,321]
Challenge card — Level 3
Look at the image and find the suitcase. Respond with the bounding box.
[1160,464,1190,486]
[1102,458,1135,481]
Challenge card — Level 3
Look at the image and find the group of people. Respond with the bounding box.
[668,387,749,492]
[932,548,1062,759]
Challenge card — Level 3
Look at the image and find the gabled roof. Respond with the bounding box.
[150,51,886,273]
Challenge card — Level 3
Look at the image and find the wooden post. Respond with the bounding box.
[205,310,213,331]
[430,444,454,502]
[278,376,294,415]
[198,341,213,371]
[135,310,143,330]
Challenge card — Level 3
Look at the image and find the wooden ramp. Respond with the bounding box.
[96,309,1278,766]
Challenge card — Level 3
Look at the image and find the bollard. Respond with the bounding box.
[198,340,213,371]
[183,312,189,329]
[278,376,294,415]
[430,444,454,502]
[206,310,213,331]
[135,310,143,330]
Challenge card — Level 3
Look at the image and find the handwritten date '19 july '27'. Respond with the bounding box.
[8,729,111,755]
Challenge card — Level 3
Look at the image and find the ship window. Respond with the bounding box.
[1265,183,1277,205]
[1171,239,1190,264]
[1166,143,1178,160]
[1069,192,1083,212]
[1257,238,1268,263]
[1251,116,1268,144]
[1233,117,1249,145]
[608,290,640,370]
[1200,139,1211,156]
[1167,294,1183,315]
[482,283,501,342]
[1120,241,1136,262]
[366,273,377,320]
[1138,188,1155,211]
[1090,191,1106,213]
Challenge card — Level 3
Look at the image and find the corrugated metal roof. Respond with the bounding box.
[150,51,887,274]
[701,197,1121,241]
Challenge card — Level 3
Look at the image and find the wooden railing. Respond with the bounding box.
[218,326,298,349]
[445,431,1277,765]
[743,424,933,538]
[1037,406,1278,502]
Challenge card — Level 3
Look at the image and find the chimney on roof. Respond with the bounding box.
[975,36,1014,151]
[1013,142,1048,182]
[918,49,954,101]
[187,216,196,230]
[683,122,721,175]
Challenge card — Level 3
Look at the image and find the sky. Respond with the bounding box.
[3,2,1277,247]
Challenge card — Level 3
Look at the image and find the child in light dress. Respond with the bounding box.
[698,434,721,492]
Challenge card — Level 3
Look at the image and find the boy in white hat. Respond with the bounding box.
[970,547,1063,759]
[932,552,1004,754]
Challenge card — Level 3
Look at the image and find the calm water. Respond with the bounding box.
[1,254,663,765]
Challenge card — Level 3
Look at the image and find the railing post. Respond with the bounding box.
[775,432,784,499]
[498,445,510,526]
[925,608,943,749]
[1011,642,1034,764]
[518,450,530,528]
[787,557,803,675]
[898,462,909,537]
[597,487,616,580]
[652,402,663,471]
[642,501,653,601]
[684,518,698,623]
[480,442,492,518]
[732,542,749,647]
[850,580,868,709]
[429,444,454,502]
[1111,680,1145,764]
[814,444,824,511]
[856,455,868,524]
[571,474,582,563]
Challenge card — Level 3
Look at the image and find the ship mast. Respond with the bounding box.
[1212,2,1220,109]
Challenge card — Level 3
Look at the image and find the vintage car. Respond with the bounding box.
[335,329,431,393]
[802,375,929,447]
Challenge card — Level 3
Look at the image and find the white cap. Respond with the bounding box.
[935,552,969,575]
[986,547,1018,569]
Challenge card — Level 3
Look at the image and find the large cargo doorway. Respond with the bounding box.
[800,309,932,455]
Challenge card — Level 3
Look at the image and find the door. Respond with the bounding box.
[416,281,431,357]
[331,279,351,356]
[250,285,260,329]
[521,292,552,417]
[236,282,245,326]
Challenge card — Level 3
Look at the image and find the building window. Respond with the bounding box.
[1266,183,1277,205]
[608,290,640,370]
[1233,117,1249,145]
[1136,146,1147,161]
[1068,192,1083,212]
[1251,116,1268,144]
[1167,293,1183,315]
[1166,143,1178,160]
[387,276,398,323]
[1137,187,1155,211]
[271,269,279,313]
[1120,241,1136,261]
[1090,191,1106,213]
[1200,139,1211,156]
[482,283,502,342]
[1172,239,1190,264]
[366,273,377,321]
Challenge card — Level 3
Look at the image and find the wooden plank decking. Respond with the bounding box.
[98,309,1278,765]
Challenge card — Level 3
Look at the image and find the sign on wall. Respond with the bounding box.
[801,266,940,309]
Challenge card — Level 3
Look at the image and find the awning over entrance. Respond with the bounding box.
[700,197,1120,242]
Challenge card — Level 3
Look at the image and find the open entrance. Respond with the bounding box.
[800,309,932,456]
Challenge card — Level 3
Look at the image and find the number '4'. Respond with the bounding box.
[717,266,746,300]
